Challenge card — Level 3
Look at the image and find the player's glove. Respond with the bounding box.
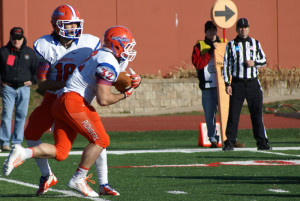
[129,68,141,89]
[123,88,134,99]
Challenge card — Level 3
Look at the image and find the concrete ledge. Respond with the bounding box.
[93,78,300,117]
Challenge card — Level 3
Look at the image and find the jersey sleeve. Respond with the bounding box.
[192,43,213,70]
[33,36,52,63]
[254,40,267,67]
[95,62,118,85]
[223,42,232,85]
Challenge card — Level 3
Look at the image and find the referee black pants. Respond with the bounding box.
[225,78,268,146]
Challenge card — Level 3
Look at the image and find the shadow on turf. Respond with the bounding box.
[148,176,300,185]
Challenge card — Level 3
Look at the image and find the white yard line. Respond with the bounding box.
[71,147,300,155]
[0,147,300,157]
[0,178,109,201]
[268,189,289,193]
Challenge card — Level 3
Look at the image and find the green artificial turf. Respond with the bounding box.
[0,128,299,200]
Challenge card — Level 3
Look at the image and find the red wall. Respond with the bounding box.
[1,0,299,74]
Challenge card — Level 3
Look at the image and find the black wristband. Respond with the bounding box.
[225,82,231,86]
[122,93,126,99]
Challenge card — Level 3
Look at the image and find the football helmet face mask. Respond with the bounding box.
[103,26,136,62]
[51,5,84,39]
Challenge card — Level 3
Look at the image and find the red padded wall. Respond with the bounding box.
[1,0,299,74]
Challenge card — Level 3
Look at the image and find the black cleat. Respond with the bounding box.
[257,144,272,150]
[222,144,234,151]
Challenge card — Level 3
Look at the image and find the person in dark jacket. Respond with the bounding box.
[192,21,245,148]
[0,27,38,151]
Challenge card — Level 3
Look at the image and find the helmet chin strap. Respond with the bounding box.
[110,42,118,57]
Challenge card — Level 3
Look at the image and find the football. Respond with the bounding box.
[113,71,132,93]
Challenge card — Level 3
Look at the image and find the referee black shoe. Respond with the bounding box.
[257,144,272,150]
[222,144,234,151]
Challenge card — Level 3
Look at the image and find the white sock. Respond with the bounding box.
[27,140,52,176]
[95,148,108,185]
[74,165,89,179]
[24,148,33,159]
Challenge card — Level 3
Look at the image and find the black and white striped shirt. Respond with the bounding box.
[223,36,266,85]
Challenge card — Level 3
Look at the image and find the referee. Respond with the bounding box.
[222,18,271,151]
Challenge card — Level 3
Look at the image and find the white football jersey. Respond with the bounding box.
[33,34,101,83]
[62,48,128,104]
